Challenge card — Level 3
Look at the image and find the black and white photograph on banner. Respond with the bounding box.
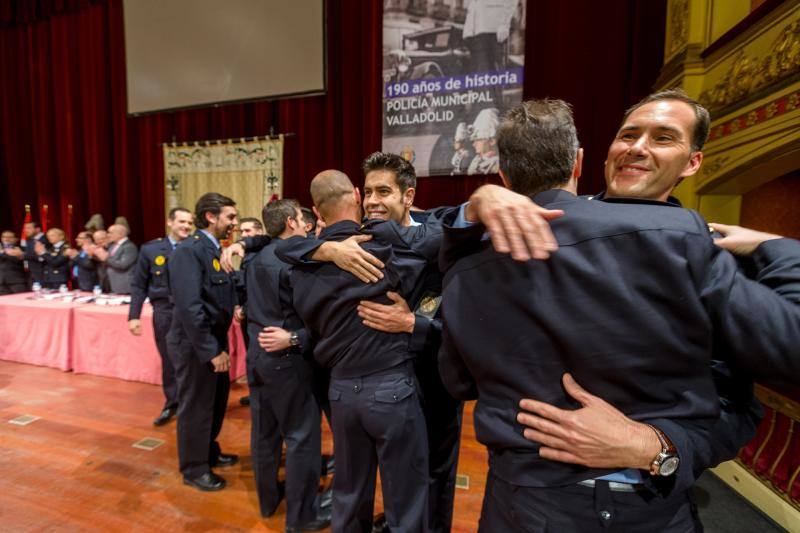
[382,0,526,176]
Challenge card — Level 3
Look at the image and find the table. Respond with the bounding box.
[0,292,74,370]
[0,292,246,385]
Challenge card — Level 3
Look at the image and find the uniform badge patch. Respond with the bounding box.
[154,255,166,266]
[415,293,442,319]
[212,258,221,272]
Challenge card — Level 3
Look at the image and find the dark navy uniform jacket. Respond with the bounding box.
[275,219,438,378]
[438,188,800,488]
[588,191,766,493]
[42,242,70,286]
[167,232,236,363]
[244,239,311,353]
[129,237,174,320]
[23,234,48,283]
[0,247,26,286]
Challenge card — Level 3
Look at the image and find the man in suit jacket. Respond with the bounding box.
[438,98,800,531]
[66,231,99,291]
[167,193,239,492]
[22,221,47,287]
[0,230,27,294]
[95,224,137,293]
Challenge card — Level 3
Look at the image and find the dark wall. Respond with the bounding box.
[0,0,665,241]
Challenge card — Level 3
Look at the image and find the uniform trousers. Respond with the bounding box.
[328,363,429,533]
[169,335,230,479]
[415,355,464,533]
[249,351,322,525]
[478,470,699,533]
[152,303,178,410]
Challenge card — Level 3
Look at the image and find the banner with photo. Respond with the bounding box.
[382,0,527,177]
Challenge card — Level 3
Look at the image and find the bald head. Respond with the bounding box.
[310,170,360,221]
[108,224,128,242]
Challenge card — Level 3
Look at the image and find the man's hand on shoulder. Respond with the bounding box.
[466,184,564,262]
[516,373,661,470]
[709,222,782,256]
[314,235,385,283]
[221,242,245,273]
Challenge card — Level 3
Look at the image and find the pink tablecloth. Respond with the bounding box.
[0,292,247,385]
[0,292,74,370]
[71,303,247,385]
[71,303,164,384]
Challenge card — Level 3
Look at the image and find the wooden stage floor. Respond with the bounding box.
[0,360,487,532]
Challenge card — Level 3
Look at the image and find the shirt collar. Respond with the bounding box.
[200,229,221,250]
[319,220,361,240]
[167,236,178,248]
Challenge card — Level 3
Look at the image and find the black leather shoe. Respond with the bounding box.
[212,453,239,467]
[239,395,250,406]
[371,513,389,533]
[321,454,334,476]
[286,508,332,532]
[183,472,226,492]
[152,407,177,426]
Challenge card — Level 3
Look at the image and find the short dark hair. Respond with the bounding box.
[300,207,316,231]
[168,207,191,220]
[78,231,94,243]
[26,220,41,230]
[362,152,417,192]
[194,193,236,229]
[262,199,300,238]
[238,217,263,230]
[497,99,579,196]
[621,89,710,152]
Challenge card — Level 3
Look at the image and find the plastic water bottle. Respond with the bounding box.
[92,285,103,299]
[32,282,42,298]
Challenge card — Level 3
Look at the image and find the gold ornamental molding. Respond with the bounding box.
[666,0,690,59]
[699,20,800,114]
[706,89,799,143]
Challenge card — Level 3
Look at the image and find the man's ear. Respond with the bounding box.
[404,187,416,208]
[573,148,584,180]
[681,151,704,178]
[312,205,323,223]
[205,211,216,226]
[498,169,511,189]
[353,187,362,206]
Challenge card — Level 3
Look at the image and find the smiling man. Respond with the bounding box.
[513,92,768,507]
[604,91,706,201]
[167,193,239,492]
[129,206,194,427]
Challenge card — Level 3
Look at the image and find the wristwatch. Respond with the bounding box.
[646,424,680,476]
[289,331,300,347]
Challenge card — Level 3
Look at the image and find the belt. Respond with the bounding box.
[578,479,643,493]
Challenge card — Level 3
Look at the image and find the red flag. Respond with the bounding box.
[20,204,31,241]
[41,204,48,232]
[66,204,74,242]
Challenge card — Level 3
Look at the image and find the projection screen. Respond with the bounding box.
[123,0,325,115]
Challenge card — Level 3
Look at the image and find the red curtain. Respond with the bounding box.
[0,0,665,242]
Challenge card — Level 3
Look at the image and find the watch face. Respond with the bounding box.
[660,456,680,476]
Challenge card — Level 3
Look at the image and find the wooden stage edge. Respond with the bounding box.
[0,360,487,532]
